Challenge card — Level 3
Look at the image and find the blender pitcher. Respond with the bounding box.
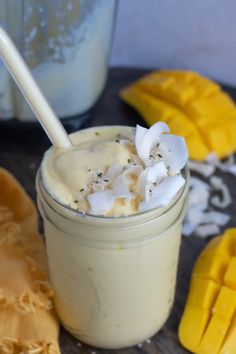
[0,0,116,122]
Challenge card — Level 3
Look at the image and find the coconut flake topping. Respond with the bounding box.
[183,155,233,238]
[87,122,188,215]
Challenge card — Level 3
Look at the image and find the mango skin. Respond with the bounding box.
[120,70,236,161]
[178,229,236,354]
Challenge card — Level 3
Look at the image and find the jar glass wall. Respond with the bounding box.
[36,143,189,349]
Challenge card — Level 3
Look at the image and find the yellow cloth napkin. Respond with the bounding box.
[0,168,60,354]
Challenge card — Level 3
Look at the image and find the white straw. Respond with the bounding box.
[0,26,72,149]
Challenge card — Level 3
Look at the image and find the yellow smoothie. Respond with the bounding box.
[37,123,189,349]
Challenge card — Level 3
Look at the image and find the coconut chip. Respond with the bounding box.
[228,165,236,176]
[186,206,205,228]
[139,175,185,212]
[136,162,168,201]
[189,176,210,191]
[200,211,230,226]
[136,170,150,201]
[104,164,123,182]
[182,222,196,237]
[195,224,220,238]
[135,125,147,161]
[87,191,115,215]
[182,177,210,236]
[207,153,235,172]
[188,177,210,210]
[135,122,170,163]
[112,166,142,198]
[210,176,232,208]
[188,160,215,177]
[146,161,168,182]
[159,134,189,174]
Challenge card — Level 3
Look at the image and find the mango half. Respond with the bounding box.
[120,70,236,161]
[179,229,236,354]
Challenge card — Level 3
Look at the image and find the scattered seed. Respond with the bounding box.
[74,200,78,203]
[95,132,100,136]
[104,179,109,182]
[80,188,84,192]
[127,158,131,163]
[115,139,120,143]
[158,153,162,158]
[97,172,103,177]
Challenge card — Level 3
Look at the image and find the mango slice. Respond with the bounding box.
[220,322,236,354]
[179,306,211,353]
[187,278,220,309]
[212,287,236,320]
[179,229,236,354]
[197,316,230,354]
[120,70,236,160]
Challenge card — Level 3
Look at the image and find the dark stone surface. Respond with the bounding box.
[0,68,236,354]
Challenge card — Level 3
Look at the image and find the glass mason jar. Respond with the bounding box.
[0,0,116,122]
[36,136,189,349]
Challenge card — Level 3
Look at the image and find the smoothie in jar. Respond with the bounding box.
[37,122,189,349]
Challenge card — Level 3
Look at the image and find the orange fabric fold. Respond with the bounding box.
[0,168,60,354]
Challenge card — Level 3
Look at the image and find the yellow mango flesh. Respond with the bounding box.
[178,229,236,354]
[197,316,230,354]
[120,70,236,160]
[223,257,236,291]
[178,306,211,353]
[186,132,210,161]
[193,251,229,282]
[220,323,236,354]
[187,278,220,309]
[212,287,236,320]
